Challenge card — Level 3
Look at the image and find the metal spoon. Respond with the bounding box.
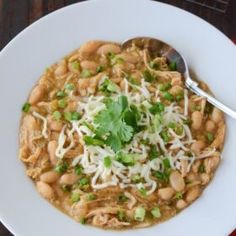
[122,37,236,119]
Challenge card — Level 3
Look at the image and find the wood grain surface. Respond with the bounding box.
[0,0,235,235]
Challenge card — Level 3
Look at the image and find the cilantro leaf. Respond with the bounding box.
[105,133,122,152]
[118,122,133,142]
[94,96,134,152]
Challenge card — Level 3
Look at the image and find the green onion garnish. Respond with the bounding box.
[134,207,146,221]
[22,102,31,112]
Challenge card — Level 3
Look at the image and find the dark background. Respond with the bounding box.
[0,0,235,235]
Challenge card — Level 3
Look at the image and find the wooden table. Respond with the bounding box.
[0,0,235,235]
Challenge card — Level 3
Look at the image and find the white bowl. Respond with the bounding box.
[0,0,236,235]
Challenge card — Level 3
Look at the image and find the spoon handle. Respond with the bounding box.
[186,77,236,119]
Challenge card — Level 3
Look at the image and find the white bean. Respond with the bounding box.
[191,140,205,155]
[97,44,121,55]
[185,185,200,203]
[158,187,175,200]
[205,120,216,132]
[60,173,78,185]
[36,181,55,200]
[47,140,58,166]
[169,171,185,192]
[191,111,203,130]
[40,171,59,184]
[28,84,45,105]
[176,199,187,209]
[212,108,223,123]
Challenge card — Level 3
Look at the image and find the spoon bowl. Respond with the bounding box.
[122,37,236,119]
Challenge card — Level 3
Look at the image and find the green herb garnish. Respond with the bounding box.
[206,132,214,143]
[103,156,112,168]
[74,165,83,176]
[83,136,104,146]
[81,69,91,78]
[149,102,165,115]
[149,145,160,160]
[198,163,205,173]
[139,188,147,197]
[151,207,161,218]
[142,70,155,82]
[169,61,177,71]
[64,83,75,91]
[58,98,67,108]
[159,83,171,92]
[96,65,104,73]
[134,207,146,221]
[118,194,128,203]
[86,193,96,201]
[71,192,80,203]
[162,91,174,101]
[94,96,134,152]
[71,61,80,70]
[22,102,31,112]
[55,162,68,174]
[52,110,61,120]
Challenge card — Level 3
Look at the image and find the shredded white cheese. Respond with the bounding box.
[52,77,199,195]
[32,111,48,139]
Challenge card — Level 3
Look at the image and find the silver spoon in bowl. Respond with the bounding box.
[122,37,236,119]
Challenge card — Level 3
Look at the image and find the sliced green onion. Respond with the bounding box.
[96,65,104,73]
[162,91,174,101]
[154,170,169,182]
[198,163,205,173]
[118,194,128,203]
[175,192,183,200]
[71,61,80,70]
[79,177,89,187]
[149,61,159,69]
[175,92,184,102]
[206,132,214,143]
[55,162,68,174]
[168,122,176,129]
[103,156,112,168]
[22,102,31,112]
[149,102,165,115]
[134,207,146,221]
[139,188,147,197]
[183,118,191,125]
[81,69,91,78]
[131,174,142,183]
[175,125,184,135]
[149,145,160,160]
[86,193,96,201]
[160,130,170,143]
[52,110,61,120]
[151,207,161,218]
[163,158,171,169]
[64,111,81,121]
[64,83,75,91]
[56,90,66,98]
[107,52,116,59]
[71,111,81,120]
[80,218,86,225]
[142,70,155,82]
[169,61,177,71]
[71,192,80,203]
[74,165,83,175]
[117,210,126,221]
[159,83,171,92]
[58,98,67,108]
